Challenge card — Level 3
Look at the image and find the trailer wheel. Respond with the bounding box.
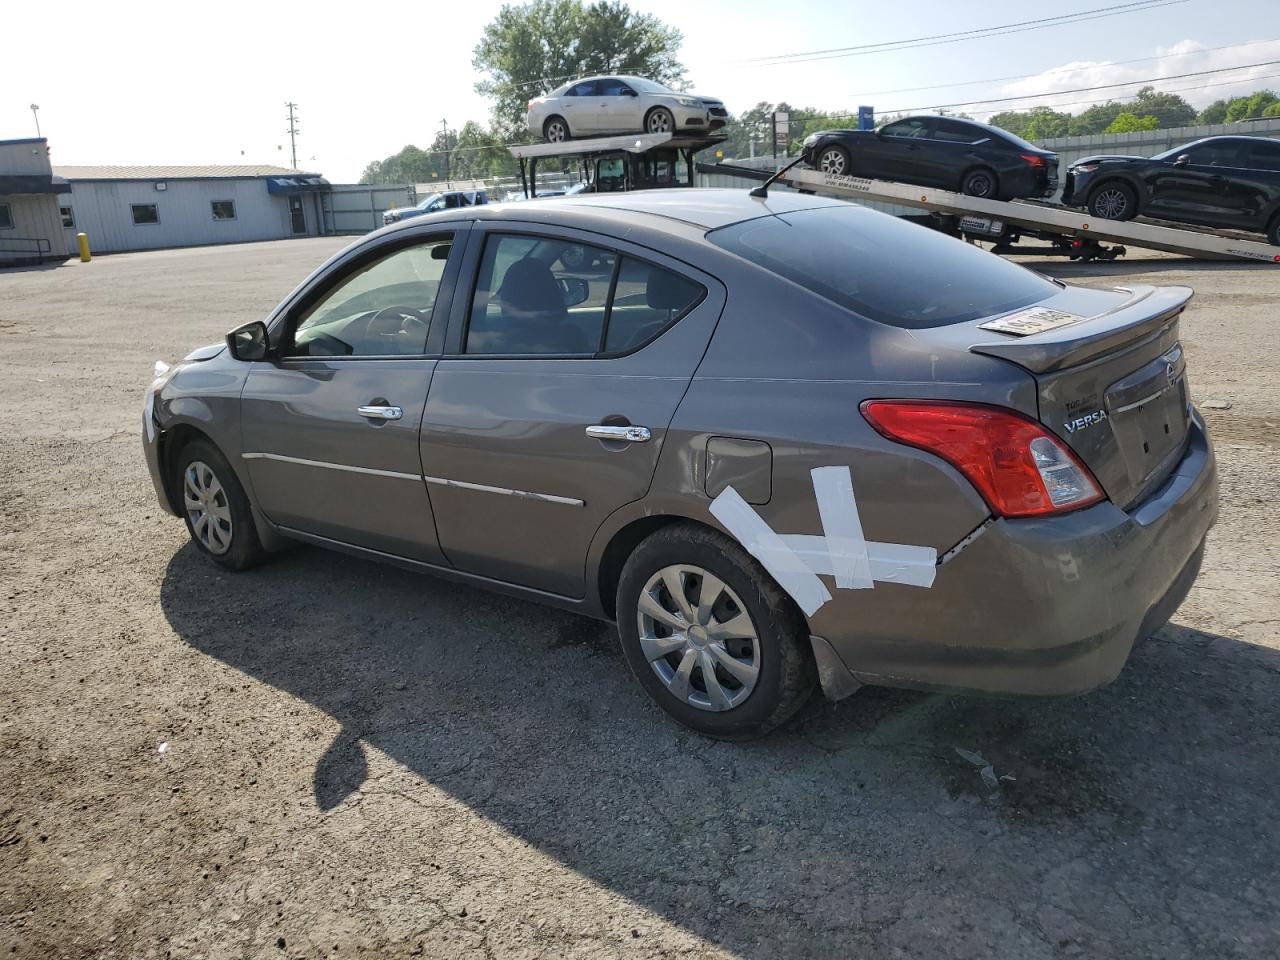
[960,168,998,198]
[1087,181,1138,221]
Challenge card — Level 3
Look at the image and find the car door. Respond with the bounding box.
[239,226,467,563]
[865,118,934,183]
[917,118,978,188]
[1146,141,1243,225]
[597,77,644,134]
[419,223,725,597]
[561,79,602,135]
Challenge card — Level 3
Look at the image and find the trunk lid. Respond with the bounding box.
[970,285,1193,509]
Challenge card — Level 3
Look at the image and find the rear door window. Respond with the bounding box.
[1246,140,1280,171]
[567,80,599,97]
[931,119,980,144]
[605,257,704,353]
[708,205,1057,329]
[1187,141,1248,167]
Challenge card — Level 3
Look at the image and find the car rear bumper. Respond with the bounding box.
[812,410,1218,699]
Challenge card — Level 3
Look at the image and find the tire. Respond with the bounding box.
[1267,213,1280,248]
[172,438,266,572]
[815,144,851,176]
[543,116,569,143]
[961,167,999,199]
[615,523,817,740]
[645,107,676,135]
[1087,181,1139,221]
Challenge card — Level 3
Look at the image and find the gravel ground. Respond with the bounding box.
[2,238,1278,959]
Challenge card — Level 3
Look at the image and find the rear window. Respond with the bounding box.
[706,205,1056,329]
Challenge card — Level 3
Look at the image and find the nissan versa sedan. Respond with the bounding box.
[144,190,1217,739]
[1062,136,1280,245]
[803,115,1059,200]
[527,75,727,142]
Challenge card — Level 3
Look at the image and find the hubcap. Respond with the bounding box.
[636,565,761,712]
[648,111,672,133]
[547,121,566,142]
[183,460,233,556]
[968,174,992,197]
[1094,188,1128,219]
[819,149,846,175]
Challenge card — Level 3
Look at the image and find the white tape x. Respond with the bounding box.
[709,466,937,616]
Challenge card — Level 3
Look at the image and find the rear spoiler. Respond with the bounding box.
[969,285,1193,374]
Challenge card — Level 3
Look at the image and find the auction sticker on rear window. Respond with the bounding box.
[978,307,1087,336]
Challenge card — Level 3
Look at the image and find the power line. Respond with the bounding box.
[285,102,300,170]
[741,0,1189,66]
[845,37,1279,100]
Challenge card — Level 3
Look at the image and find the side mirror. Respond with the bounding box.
[227,321,270,361]
[557,277,590,307]
[1173,154,1190,167]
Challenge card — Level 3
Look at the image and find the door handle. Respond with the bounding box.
[586,424,651,443]
[357,405,403,420]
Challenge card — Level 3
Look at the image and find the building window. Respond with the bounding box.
[60,206,75,228]
[0,203,13,230]
[211,200,236,221]
[131,204,160,225]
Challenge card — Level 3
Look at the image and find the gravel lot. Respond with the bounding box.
[2,237,1278,959]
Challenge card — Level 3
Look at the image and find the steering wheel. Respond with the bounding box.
[363,305,431,352]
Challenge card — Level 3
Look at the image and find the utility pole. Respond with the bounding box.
[30,104,41,138]
[440,118,450,182]
[285,102,300,170]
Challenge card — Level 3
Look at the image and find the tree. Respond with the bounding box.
[473,0,685,135]
[1128,87,1196,128]
[988,110,1032,138]
[1224,90,1279,122]
[1197,99,1229,125]
[1021,107,1072,140]
[1068,100,1127,136]
[1105,112,1159,133]
[1264,101,1280,119]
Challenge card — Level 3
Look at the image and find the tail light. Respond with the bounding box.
[1020,154,1047,168]
[860,400,1103,518]
[528,100,536,110]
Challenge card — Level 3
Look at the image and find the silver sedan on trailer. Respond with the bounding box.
[526,75,727,142]
[144,190,1217,739]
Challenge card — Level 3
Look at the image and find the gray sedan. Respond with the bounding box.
[143,190,1217,739]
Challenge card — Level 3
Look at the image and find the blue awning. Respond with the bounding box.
[264,176,329,194]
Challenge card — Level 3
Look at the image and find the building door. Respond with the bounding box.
[289,195,306,234]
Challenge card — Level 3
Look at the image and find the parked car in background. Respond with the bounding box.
[527,75,727,142]
[1062,136,1280,245]
[145,191,1216,739]
[383,190,488,226]
[802,115,1059,200]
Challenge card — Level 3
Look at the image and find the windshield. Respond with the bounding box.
[627,77,676,95]
[416,193,443,210]
[707,205,1056,329]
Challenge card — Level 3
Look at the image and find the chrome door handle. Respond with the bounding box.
[357,405,403,420]
[586,424,651,443]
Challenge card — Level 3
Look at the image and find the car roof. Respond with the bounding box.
[488,188,844,230]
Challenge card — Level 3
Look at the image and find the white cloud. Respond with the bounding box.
[979,38,1280,116]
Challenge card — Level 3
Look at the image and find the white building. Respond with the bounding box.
[0,137,73,266]
[53,165,331,254]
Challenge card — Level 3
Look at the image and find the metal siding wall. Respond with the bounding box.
[56,179,314,253]
[0,193,71,257]
[0,141,53,177]
[325,184,414,233]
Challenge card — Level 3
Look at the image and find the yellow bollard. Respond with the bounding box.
[76,232,91,262]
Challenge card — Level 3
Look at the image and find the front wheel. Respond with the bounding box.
[816,145,851,176]
[645,107,675,135]
[616,523,817,739]
[173,438,266,571]
[1087,181,1138,221]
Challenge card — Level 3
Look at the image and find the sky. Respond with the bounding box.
[4,0,1276,182]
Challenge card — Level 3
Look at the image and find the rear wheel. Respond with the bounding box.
[173,438,266,571]
[543,116,569,143]
[1267,213,1280,247]
[816,145,851,176]
[616,523,817,740]
[1088,181,1138,221]
[645,107,675,135]
[961,167,999,198]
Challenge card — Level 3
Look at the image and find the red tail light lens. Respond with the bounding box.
[1020,153,1047,168]
[861,400,1104,518]
[528,100,536,110]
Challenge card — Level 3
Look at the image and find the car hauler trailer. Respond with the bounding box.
[509,132,727,198]
[699,161,1280,265]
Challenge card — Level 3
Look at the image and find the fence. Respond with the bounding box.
[322,184,415,234]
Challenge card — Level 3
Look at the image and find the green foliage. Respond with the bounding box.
[1021,107,1071,140]
[1104,112,1160,133]
[358,123,519,185]
[1225,90,1279,122]
[473,0,685,135]
[1197,99,1229,125]
[1264,101,1280,119]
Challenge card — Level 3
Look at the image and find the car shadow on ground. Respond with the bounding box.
[161,541,1280,958]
